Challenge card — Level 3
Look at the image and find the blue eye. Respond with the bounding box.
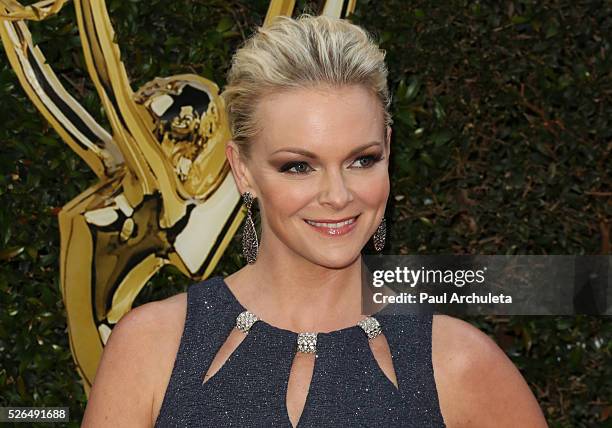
[279,161,313,174]
[352,154,384,168]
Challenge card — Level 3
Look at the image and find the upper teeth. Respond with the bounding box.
[306,218,356,228]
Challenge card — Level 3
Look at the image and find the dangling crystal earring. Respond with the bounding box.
[241,191,259,264]
[373,217,386,252]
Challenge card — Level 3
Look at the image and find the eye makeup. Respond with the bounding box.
[277,152,384,175]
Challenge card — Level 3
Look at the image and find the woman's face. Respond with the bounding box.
[228,84,391,269]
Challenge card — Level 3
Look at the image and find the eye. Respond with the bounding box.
[351,154,384,168]
[279,161,313,175]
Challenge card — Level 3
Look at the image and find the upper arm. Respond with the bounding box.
[82,302,163,427]
[432,314,548,428]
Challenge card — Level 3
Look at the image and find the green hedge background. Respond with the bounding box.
[0,0,610,426]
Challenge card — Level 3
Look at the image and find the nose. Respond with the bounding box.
[318,168,353,209]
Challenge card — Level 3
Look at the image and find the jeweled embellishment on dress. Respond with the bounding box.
[297,332,318,353]
[236,310,259,333]
[357,316,382,340]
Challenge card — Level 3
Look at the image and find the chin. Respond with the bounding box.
[308,246,363,269]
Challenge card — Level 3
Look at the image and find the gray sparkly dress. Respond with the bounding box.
[154,276,447,427]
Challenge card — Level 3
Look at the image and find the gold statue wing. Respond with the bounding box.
[0,0,68,21]
[0,0,124,179]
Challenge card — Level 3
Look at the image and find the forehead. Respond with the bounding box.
[253,85,385,154]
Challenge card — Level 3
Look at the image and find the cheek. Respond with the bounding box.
[260,179,315,218]
[353,172,390,207]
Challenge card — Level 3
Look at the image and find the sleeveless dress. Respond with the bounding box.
[154,276,447,427]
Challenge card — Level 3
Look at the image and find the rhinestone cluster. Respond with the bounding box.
[236,310,259,334]
[241,192,259,264]
[297,332,318,354]
[373,217,386,251]
[357,316,382,340]
[234,310,382,354]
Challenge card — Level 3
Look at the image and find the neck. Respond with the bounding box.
[231,239,373,333]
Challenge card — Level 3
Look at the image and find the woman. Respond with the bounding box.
[82,14,548,427]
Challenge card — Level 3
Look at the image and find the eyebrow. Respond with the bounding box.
[271,142,383,159]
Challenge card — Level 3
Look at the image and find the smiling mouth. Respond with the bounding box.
[304,214,360,229]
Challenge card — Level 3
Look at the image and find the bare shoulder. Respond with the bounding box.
[431,314,548,428]
[82,292,188,427]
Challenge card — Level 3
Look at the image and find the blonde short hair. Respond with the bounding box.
[221,14,392,158]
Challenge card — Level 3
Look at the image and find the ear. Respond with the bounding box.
[225,140,256,196]
[385,126,392,155]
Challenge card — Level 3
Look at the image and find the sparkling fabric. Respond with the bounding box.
[154,276,447,427]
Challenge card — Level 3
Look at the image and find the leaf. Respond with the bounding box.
[431,130,453,146]
[511,15,530,24]
[396,109,416,128]
[433,99,446,120]
[419,217,433,227]
[419,151,435,167]
[0,246,24,261]
[216,16,233,33]
[405,77,421,101]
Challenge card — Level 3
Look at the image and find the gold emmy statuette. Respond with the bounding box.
[0,0,357,396]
